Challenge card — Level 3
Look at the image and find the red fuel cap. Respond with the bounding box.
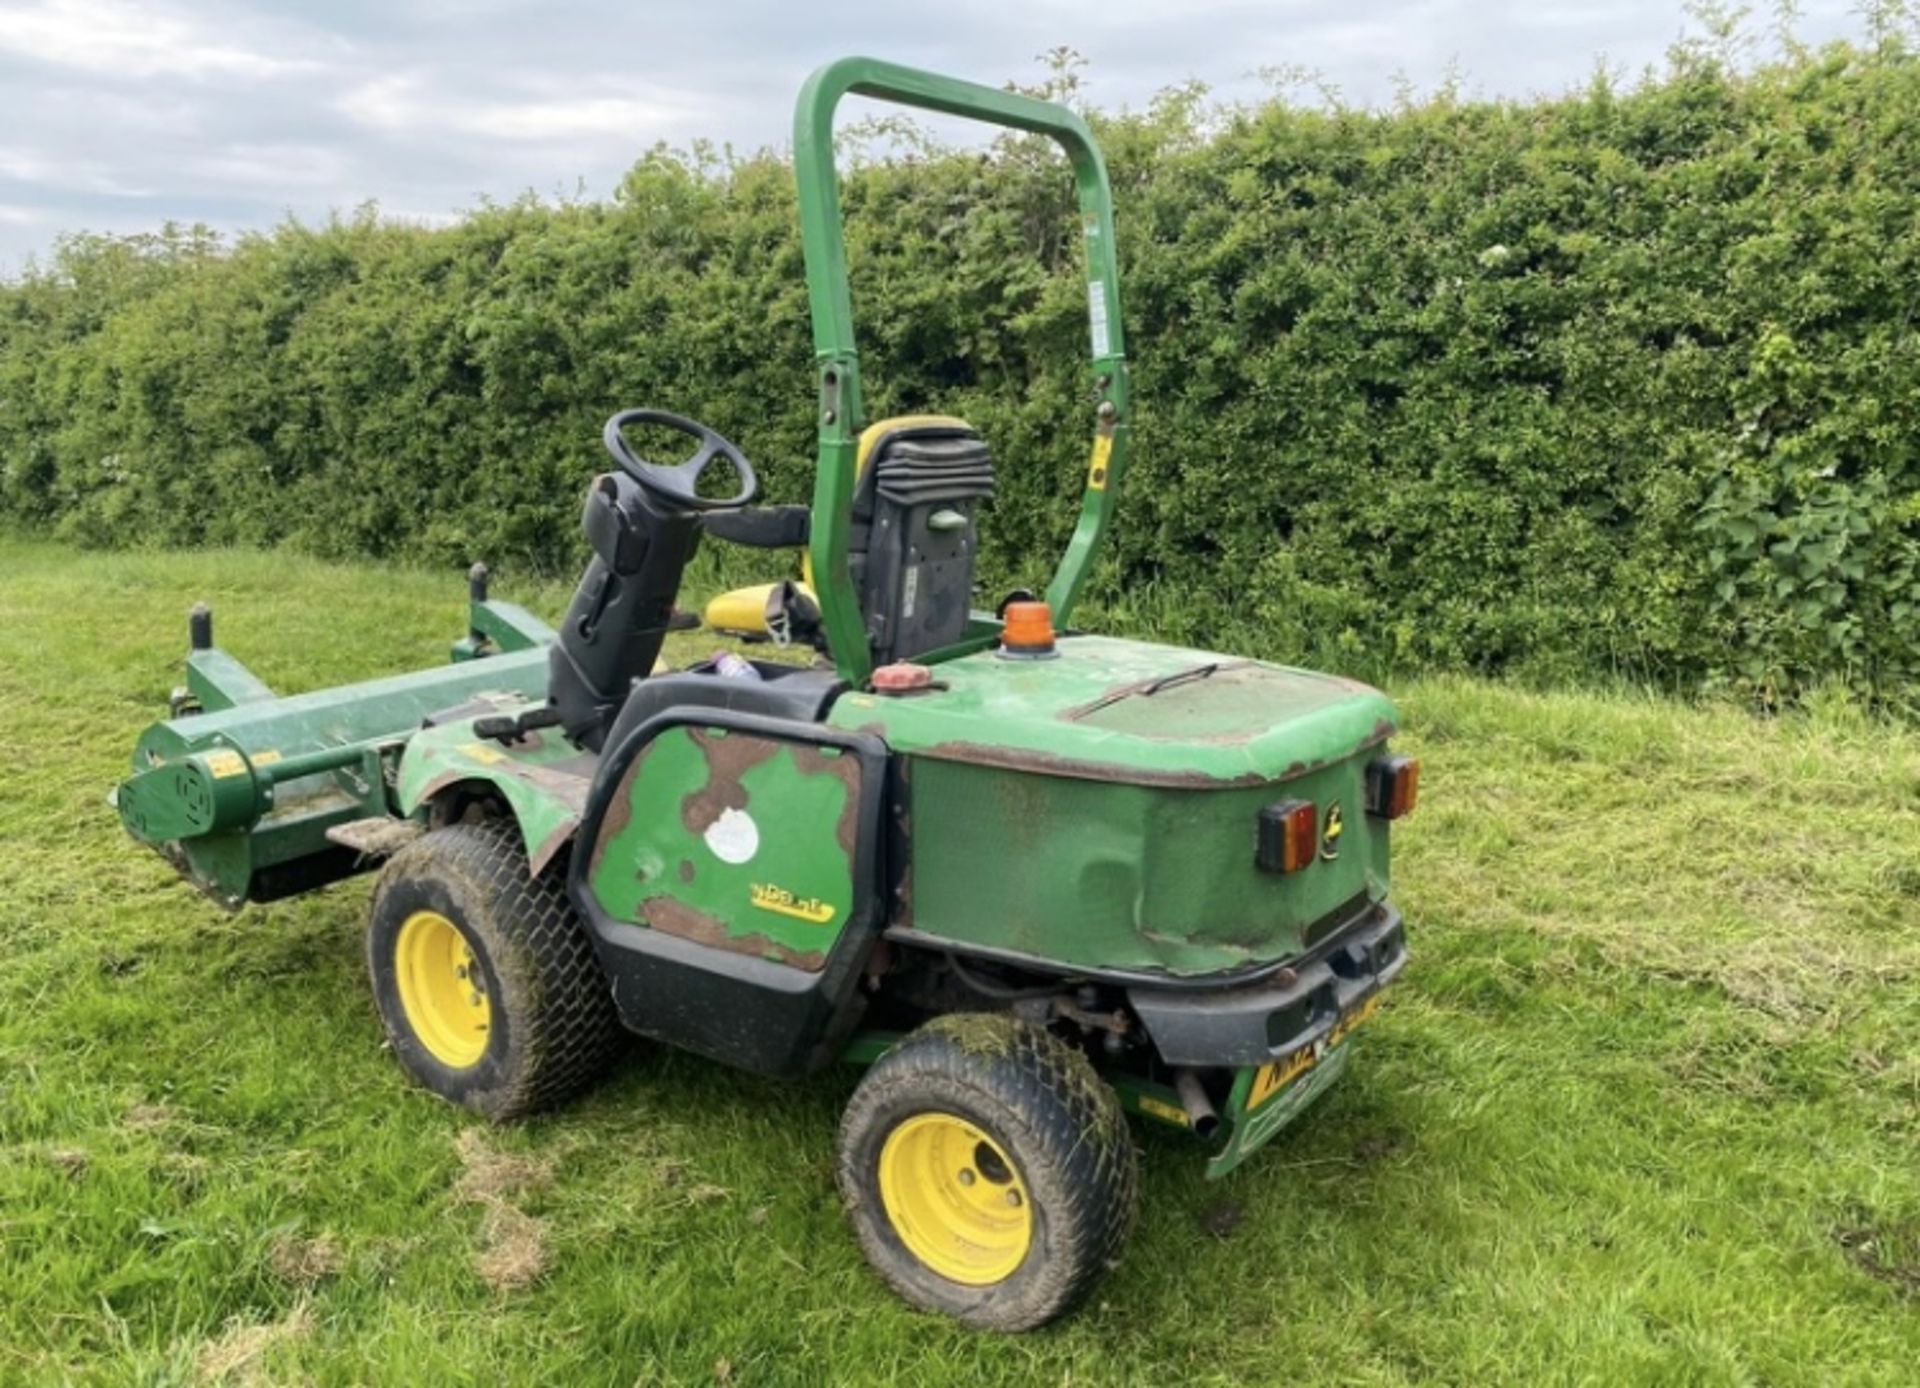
[872,662,934,692]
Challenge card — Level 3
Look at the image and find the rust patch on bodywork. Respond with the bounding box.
[416,767,583,877]
[916,741,1270,789]
[680,728,783,834]
[522,760,595,802]
[678,858,695,883]
[419,754,594,812]
[414,770,467,809]
[530,817,580,878]
[791,742,864,857]
[512,758,595,812]
[640,895,827,972]
[915,719,1396,789]
[587,749,647,880]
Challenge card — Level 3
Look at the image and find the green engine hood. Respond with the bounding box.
[828,635,1395,787]
[830,635,1400,976]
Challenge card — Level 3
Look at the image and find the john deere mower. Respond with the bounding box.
[115,57,1416,1331]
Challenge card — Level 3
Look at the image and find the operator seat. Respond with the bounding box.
[702,414,995,667]
[546,470,700,752]
[848,415,994,665]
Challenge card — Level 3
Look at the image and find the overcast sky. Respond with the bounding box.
[0,0,1866,274]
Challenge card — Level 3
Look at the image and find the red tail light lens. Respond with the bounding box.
[1256,799,1321,873]
[1367,756,1420,819]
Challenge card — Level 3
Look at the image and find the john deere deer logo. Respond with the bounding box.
[1320,802,1344,861]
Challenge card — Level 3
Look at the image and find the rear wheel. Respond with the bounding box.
[837,1014,1138,1331]
[366,819,625,1120]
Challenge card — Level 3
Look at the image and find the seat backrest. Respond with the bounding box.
[848,416,994,666]
[548,471,701,750]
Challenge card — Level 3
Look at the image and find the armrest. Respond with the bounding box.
[702,505,812,549]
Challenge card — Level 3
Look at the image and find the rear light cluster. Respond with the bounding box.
[1255,799,1319,874]
[1366,755,1420,820]
[1256,755,1419,876]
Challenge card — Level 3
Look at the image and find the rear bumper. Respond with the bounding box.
[1127,902,1407,1067]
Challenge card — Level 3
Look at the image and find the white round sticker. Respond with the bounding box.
[704,807,759,864]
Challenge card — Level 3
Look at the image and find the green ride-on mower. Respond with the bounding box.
[114,57,1418,1331]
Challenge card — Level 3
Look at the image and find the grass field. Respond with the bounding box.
[1,536,1916,1386]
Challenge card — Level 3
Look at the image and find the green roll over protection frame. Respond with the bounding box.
[793,57,1131,684]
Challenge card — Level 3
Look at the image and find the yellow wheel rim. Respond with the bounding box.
[877,1113,1033,1285]
[394,909,491,1068]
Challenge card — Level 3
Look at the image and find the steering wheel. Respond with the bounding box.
[601,408,758,511]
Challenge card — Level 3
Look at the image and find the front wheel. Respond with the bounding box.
[836,1014,1139,1331]
[365,819,626,1120]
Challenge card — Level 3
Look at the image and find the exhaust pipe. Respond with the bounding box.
[1174,1069,1219,1141]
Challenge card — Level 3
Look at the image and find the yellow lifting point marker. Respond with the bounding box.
[1086,435,1112,491]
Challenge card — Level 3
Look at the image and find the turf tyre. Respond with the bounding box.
[365,819,625,1120]
[837,1013,1139,1331]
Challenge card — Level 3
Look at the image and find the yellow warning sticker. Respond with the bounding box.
[458,742,507,765]
[1086,434,1113,492]
[202,749,248,779]
[1139,1094,1189,1127]
[750,882,836,925]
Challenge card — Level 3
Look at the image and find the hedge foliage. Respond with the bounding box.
[4,35,1919,703]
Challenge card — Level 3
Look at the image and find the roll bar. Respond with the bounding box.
[793,56,1131,683]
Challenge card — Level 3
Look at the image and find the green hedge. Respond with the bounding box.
[4,39,1919,703]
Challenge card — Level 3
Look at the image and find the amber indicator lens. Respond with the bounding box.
[1366,756,1420,819]
[1256,799,1320,873]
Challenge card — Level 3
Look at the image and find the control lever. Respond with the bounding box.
[473,705,565,745]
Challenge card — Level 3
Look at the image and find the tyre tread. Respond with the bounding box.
[369,818,625,1120]
[836,1014,1139,1330]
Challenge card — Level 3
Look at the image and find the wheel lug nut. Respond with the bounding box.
[957,1169,975,1186]
[1005,1190,1022,1208]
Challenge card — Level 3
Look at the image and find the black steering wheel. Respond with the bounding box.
[601,408,758,511]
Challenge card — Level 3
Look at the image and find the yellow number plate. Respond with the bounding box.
[1246,993,1382,1111]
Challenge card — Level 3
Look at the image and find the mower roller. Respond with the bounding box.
[116,57,1417,1331]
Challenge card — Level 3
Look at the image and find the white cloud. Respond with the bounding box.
[0,0,1880,276]
[339,72,692,146]
[0,148,51,181]
[0,0,321,80]
[0,145,152,196]
[188,144,351,189]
